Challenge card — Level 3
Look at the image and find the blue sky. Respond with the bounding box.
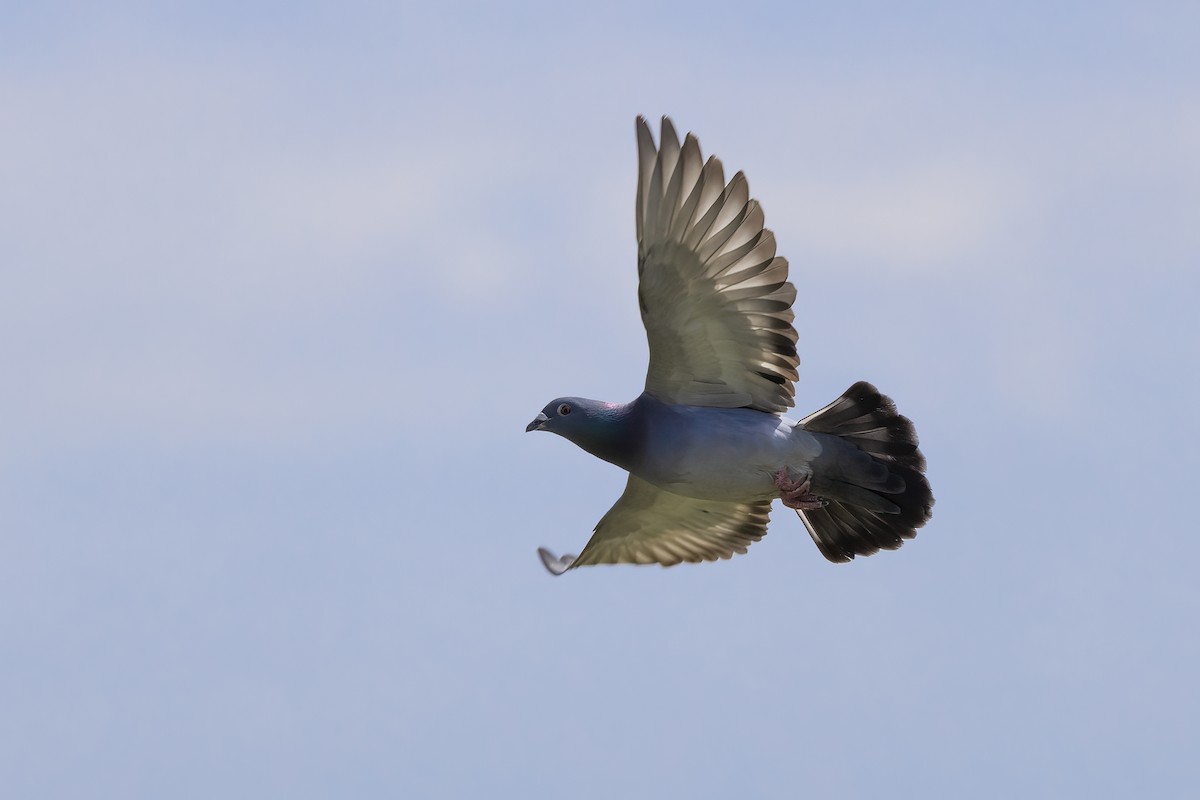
[2,2,1198,797]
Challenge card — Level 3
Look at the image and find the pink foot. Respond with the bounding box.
[774,468,827,511]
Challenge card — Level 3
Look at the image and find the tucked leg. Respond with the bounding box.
[774,468,827,511]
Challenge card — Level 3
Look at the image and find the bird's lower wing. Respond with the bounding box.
[538,475,772,575]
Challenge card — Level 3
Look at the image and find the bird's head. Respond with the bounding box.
[526,397,600,435]
[526,394,635,441]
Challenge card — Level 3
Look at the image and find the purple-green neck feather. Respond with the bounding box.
[565,400,644,470]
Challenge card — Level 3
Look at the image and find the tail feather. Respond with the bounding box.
[800,381,934,563]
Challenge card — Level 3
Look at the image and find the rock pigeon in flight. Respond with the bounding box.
[526,116,934,574]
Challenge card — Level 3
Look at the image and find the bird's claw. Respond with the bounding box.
[774,468,827,511]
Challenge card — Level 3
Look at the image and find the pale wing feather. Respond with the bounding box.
[633,117,801,412]
[537,475,772,573]
[636,116,799,413]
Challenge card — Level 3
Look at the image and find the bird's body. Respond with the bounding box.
[527,117,934,573]
[640,401,820,502]
[564,393,822,503]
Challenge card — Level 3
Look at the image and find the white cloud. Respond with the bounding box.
[769,157,1028,273]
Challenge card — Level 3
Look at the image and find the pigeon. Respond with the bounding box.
[526,116,934,575]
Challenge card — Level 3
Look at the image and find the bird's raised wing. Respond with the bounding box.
[635,116,799,414]
[537,475,772,574]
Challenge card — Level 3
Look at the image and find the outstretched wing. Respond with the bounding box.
[537,475,772,575]
[635,115,799,414]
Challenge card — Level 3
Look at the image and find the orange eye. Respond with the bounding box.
[558,404,572,416]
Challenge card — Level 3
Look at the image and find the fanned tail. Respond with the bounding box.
[799,381,934,562]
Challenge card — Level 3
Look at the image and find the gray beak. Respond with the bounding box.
[526,412,549,432]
